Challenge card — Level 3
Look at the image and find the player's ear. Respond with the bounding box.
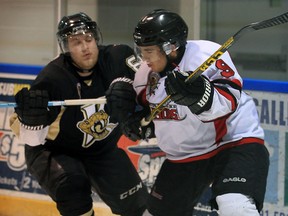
[169,45,178,58]
[171,44,178,51]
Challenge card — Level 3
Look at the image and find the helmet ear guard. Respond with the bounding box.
[56,12,102,54]
[162,42,179,55]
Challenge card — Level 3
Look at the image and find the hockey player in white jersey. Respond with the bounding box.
[105,9,269,216]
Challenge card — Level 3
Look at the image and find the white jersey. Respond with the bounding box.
[133,40,264,161]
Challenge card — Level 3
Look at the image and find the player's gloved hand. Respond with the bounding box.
[15,88,54,127]
[165,71,214,114]
[121,108,155,142]
[105,77,137,122]
[121,112,142,141]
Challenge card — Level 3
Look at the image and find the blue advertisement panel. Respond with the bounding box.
[245,90,288,215]
[1,63,288,215]
[0,70,45,194]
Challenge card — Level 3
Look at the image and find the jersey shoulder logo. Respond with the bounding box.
[77,104,117,148]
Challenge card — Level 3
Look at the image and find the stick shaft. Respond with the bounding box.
[0,97,107,108]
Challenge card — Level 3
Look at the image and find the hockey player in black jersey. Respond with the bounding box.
[10,12,148,216]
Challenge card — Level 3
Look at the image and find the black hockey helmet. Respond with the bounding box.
[133,9,188,53]
[56,12,102,54]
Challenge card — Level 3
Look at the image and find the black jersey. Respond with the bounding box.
[30,44,139,156]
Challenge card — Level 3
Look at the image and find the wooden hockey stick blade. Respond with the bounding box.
[141,11,288,126]
[0,97,107,108]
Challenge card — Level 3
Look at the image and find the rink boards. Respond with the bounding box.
[1,63,288,215]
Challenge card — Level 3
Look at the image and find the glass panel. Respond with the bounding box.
[200,0,288,81]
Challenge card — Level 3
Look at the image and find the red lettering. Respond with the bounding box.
[155,108,179,120]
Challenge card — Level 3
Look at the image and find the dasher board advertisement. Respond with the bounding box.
[1,63,288,215]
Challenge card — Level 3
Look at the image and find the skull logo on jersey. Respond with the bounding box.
[77,104,117,148]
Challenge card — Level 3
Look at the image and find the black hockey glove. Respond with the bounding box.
[121,111,142,141]
[105,77,137,122]
[15,88,55,127]
[165,71,214,114]
[121,108,155,141]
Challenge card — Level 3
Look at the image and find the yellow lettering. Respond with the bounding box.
[14,84,30,95]
[199,51,224,71]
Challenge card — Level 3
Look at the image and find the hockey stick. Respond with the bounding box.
[0,97,107,108]
[141,11,288,126]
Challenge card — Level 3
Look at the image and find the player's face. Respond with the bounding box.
[137,45,167,72]
[68,33,99,71]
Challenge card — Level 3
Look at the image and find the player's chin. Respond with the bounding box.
[81,60,97,70]
[148,64,162,73]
